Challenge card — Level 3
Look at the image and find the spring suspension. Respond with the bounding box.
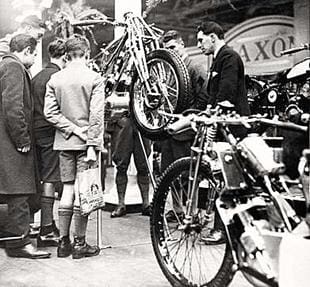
[204,124,217,158]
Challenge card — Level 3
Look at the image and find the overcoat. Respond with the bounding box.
[0,54,37,195]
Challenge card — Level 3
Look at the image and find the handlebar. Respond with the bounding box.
[280,43,310,55]
[164,111,308,135]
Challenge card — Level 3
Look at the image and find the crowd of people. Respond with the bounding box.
[0,14,255,259]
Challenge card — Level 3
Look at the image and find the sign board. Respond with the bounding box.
[225,15,295,75]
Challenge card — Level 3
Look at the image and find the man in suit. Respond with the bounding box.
[0,34,50,258]
[197,21,250,245]
[197,21,250,117]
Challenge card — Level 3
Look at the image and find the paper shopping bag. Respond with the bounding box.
[77,166,105,216]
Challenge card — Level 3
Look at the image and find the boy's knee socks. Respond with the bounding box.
[73,206,88,238]
[58,207,73,238]
[40,195,55,227]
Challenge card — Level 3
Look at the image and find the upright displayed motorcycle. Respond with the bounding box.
[150,106,309,287]
[246,43,310,120]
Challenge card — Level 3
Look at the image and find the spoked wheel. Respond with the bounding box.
[151,158,234,287]
[130,48,190,140]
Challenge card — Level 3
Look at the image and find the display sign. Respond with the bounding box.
[225,15,295,75]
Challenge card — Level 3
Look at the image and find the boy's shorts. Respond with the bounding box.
[36,136,60,183]
[59,150,98,183]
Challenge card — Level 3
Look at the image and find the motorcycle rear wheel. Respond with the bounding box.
[151,157,234,287]
[130,48,190,140]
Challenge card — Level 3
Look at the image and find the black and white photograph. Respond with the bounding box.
[0,0,309,286]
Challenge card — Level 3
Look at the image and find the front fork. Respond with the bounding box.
[184,126,218,226]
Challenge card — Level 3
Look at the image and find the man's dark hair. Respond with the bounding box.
[65,34,90,60]
[9,34,37,53]
[161,30,182,43]
[48,38,66,59]
[197,21,224,40]
[21,15,46,29]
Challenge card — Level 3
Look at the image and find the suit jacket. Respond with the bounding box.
[183,55,208,110]
[32,62,60,135]
[44,61,105,151]
[207,45,250,116]
[0,54,37,194]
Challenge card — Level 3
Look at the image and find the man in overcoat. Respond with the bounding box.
[0,34,50,258]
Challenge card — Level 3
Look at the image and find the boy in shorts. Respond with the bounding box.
[44,35,105,259]
[32,38,67,247]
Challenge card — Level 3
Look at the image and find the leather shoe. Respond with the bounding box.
[111,205,126,218]
[72,236,100,259]
[37,231,59,247]
[57,236,72,258]
[201,229,226,245]
[29,224,40,238]
[52,220,60,237]
[141,205,151,216]
[5,244,51,259]
[165,210,185,223]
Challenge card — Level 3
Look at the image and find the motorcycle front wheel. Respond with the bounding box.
[151,157,234,287]
[130,48,190,141]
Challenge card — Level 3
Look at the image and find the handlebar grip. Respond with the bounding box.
[260,118,308,133]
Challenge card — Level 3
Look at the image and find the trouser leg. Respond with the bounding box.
[137,175,149,208]
[115,173,128,206]
[3,195,31,248]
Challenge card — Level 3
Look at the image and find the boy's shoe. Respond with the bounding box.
[29,224,40,238]
[37,223,60,247]
[57,236,72,258]
[111,205,126,218]
[52,220,60,237]
[72,236,100,259]
[37,231,59,247]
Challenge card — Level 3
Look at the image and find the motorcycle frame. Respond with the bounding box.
[182,115,304,287]
[91,12,162,98]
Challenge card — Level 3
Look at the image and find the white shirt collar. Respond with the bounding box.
[214,41,225,59]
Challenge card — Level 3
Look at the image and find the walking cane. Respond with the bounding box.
[96,151,112,250]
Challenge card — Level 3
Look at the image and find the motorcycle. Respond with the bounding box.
[150,104,309,287]
[71,12,191,140]
[246,43,310,120]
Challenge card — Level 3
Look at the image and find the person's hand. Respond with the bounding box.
[85,146,97,163]
[17,144,31,153]
[74,126,88,141]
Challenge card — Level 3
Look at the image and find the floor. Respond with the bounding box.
[0,166,250,287]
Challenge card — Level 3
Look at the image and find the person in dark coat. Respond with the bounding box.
[0,34,50,258]
[197,21,250,245]
[32,39,66,247]
[159,30,208,222]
